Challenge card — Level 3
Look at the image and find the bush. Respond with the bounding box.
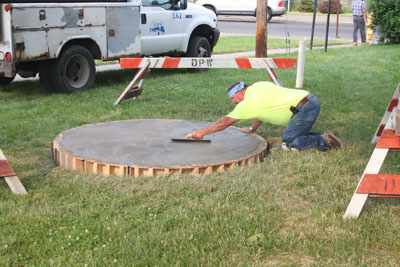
[318,0,342,14]
[287,2,300,12]
[369,0,400,44]
[297,0,314,12]
[341,6,352,14]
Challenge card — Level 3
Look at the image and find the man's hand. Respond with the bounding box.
[241,120,262,133]
[185,131,204,140]
[184,117,239,140]
[241,127,253,133]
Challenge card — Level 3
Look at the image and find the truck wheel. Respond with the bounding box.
[267,8,272,22]
[186,36,211,72]
[0,77,14,86]
[52,45,96,94]
[187,36,211,58]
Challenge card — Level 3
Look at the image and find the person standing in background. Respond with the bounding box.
[351,0,368,46]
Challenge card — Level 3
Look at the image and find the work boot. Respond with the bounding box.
[361,42,369,46]
[353,42,357,46]
[281,142,299,151]
[322,129,344,150]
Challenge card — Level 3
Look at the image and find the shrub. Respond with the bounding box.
[287,2,300,12]
[341,6,352,14]
[318,0,342,14]
[369,0,400,44]
[297,0,314,12]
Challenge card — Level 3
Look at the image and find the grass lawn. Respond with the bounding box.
[287,11,353,17]
[213,36,351,54]
[1,44,400,265]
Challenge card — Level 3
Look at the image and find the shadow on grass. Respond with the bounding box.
[1,68,212,100]
[1,79,50,98]
[94,68,203,86]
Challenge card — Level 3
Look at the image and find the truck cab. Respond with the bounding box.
[140,0,219,57]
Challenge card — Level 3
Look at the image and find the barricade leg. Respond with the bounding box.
[4,176,28,195]
[343,148,388,219]
[0,149,27,195]
[113,60,151,105]
[371,83,400,143]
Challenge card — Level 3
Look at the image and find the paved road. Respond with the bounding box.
[218,19,353,41]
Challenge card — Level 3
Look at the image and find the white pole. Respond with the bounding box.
[288,0,290,13]
[296,37,306,88]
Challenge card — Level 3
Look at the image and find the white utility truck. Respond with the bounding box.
[0,0,219,93]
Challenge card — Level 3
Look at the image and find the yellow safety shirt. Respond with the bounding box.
[227,82,308,127]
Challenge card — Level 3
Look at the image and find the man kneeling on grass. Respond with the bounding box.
[186,81,343,151]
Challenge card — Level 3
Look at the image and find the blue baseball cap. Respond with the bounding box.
[228,81,245,98]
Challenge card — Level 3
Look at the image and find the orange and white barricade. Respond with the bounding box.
[0,148,27,195]
[344,83,400,219]
[114,57,298,105]
[371,84,400,143]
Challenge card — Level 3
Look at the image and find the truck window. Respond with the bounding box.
[142,0,173,10]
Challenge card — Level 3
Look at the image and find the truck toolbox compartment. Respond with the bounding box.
[12,6,106,29]
[3,1,128,2]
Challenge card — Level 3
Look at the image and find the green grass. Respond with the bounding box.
[95,59,119,66]
[1,44,400,265]
[213,36,351,54]
[287,11,353,17]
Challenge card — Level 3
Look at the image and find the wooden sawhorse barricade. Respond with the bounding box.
[0,148,27,195]
[114,57,298,105]
[344,83,400,219]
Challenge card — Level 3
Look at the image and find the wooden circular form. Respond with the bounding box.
[52,119,268,177]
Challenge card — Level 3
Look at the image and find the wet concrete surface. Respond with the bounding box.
[57,119,267,167]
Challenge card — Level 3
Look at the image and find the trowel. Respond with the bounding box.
[171,138,211,143]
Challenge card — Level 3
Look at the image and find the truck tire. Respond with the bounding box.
[186,36,211,58]
[267,8,272,22]
[52,45,96,94]
[186,36,211,72]
[0,77,14,86]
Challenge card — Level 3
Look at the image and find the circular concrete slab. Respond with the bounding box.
[52,119,268,177]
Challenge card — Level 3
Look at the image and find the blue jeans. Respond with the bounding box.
[282,94,329,151]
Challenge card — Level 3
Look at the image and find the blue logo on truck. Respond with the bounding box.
[173,12,182,19]
[149,21,165,35]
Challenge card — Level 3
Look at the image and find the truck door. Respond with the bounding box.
[141,0,184,55]
[213,0,230,11]
[230,0,256,12]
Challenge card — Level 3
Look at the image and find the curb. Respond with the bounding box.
[218,15,353,24]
